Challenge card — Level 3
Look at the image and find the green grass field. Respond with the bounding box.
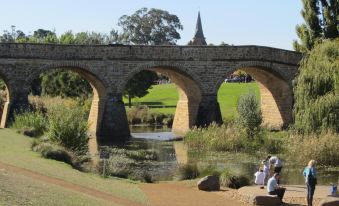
[0,129,147,206]
[124,82,260,120]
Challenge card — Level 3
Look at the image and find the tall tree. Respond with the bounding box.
[293,39,339,133]
[293,0,339,52]
[118,8,183,45]
[118,8,183,105]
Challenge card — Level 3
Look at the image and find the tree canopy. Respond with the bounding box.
[118,7,183,45]
[293,0,339,52]
[293,38,339,133]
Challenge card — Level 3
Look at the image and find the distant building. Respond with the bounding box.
[188,11,207,45]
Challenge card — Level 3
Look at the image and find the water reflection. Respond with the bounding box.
[109,126,339,185]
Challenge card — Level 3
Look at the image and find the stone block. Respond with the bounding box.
[250,195,281,206]
[319,197,339,206]
[197,175,220,191]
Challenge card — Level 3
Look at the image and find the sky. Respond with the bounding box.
[0,0,304,50]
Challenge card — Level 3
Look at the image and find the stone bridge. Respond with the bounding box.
[0,43,302,141]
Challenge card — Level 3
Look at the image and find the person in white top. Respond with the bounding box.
[262,160,270,185]
[266,155,283,184]
[254,168,265,188]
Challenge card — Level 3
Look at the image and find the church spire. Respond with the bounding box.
[191,11,207,45]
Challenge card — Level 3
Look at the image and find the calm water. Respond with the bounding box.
[126,126,339,185]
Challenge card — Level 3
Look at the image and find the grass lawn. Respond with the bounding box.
[0,129,147,205]
[124,83,260,120]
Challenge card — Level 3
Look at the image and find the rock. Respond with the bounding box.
[319,197,339,206]
[197,175,220,191]
[250,195,281,206]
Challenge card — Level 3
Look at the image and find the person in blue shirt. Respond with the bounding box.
[303,160,317,206]
[267,173,286,203]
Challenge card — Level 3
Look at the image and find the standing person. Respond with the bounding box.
[262,160,270,185]
[267,173,286,203]
[303,160,317,206]
[266,155,283,183]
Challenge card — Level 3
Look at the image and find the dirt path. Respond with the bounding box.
[0,161,144,206]
[0,161,249,206]
[141,182,250,206]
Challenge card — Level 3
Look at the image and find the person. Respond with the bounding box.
[303,160,317,206]
[254,168,265,188]
[267,173,286,203]
[262,160,270,185]
[266,155,283,173]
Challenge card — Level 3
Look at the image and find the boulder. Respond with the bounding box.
[319,197,339,206]
[250,195,281,206]
[197,175,220,191]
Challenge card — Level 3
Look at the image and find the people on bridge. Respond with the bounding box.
[267,173,286,203]
[303,160,317,206]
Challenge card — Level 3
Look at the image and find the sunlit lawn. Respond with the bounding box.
[124,82,260,120]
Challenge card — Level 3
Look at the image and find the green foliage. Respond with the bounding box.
[285,132,339,166]
[219,168,250,189]
[12,111,47,137]
[40,70,92,98]
[293,39,339,133]
[126,105,174,126]
[118,7,183,45]
[175,163,199,180]
[47,105,89,155]
[293,0,339,52]
[124,71,158,107]
[184,122,250,152]
[236,91,262,138]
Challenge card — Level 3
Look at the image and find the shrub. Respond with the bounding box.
[184,122,250,152]
[176,163,199,180]
[237,91,262,138]
[105,154,136,178]
[219,168,250,189]
[285,132,339,166]
[12,111,47,137]
[47,105,89,155]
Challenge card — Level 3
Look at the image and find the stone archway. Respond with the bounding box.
[215,65,293,129]
[0,77,10,128]
[31,64,108,136]
[122,66,203,136]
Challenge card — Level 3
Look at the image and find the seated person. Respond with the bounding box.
[254,168,265,188]
[267,173,286,203]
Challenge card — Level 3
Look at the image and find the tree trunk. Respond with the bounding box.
[128,95,132,108]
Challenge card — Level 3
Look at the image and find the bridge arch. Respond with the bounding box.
[215,63,293,129]
[0,72,10,128]
[30,62,108,136]
[121,65,203,135]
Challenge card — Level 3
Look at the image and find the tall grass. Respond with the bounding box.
[47,105,89,155]
[12,111,47,137]
[285,132,339,166]
[126,105,174,126]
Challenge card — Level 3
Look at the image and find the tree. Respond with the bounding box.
[293,39,339,133]
[118,8,183,105]
[237,91,262,139]
[293,0,339,52]
[124,71,158,108]
[118,8,183,45]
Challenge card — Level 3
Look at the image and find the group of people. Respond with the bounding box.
[254,156,317,206]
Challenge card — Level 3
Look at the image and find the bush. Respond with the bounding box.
[47,105,89,155]
[105,154,136,178]
[219,168,250,189]
[12,111,47,137]
[185,122,253,152]
[285,132,339,166]
[237,91,262,138]
[176,163,199,180]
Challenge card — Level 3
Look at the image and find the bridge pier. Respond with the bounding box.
[97,94,130,143]
[196,94,222,127]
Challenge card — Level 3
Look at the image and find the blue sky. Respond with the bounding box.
[0,0,303,50]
